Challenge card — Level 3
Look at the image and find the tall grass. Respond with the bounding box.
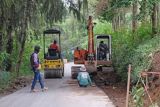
[0,71,11,90]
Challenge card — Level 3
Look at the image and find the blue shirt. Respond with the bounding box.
[77,72,92,86]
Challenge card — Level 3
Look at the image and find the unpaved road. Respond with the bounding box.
[0,62,115,107]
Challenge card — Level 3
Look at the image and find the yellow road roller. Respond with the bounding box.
[43,29,64,78]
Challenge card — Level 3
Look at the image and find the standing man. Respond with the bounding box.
[30,45,48,92]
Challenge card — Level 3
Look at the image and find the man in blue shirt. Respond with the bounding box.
[77,66,92,87]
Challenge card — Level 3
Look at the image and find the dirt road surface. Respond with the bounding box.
[0,62,115,107]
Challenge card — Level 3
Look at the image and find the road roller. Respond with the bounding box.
[43,29,64,78]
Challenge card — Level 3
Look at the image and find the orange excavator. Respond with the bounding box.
[71,16,113,79]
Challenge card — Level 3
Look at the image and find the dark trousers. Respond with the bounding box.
[79,85,87,87]
[78,82,87,87]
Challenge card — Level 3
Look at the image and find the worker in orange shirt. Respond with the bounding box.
[49,40,59,52]
[74,47,81,60]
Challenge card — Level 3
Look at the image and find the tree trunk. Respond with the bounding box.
[15,29,19,52]
[141,0,147,24]
[82,0,88,20]
[0,32,2,52]
[0,9,5,52]
[112,17,116,31]
[121,12,126,28]
[6,5,16,71]
[16,0,33,76]
[132,0,138,33]
[5,26,13,71]
[6,5,15,54]
[152,3,158,36]
[157,3,160,33]
[114,14,121,31]
[118,15,121,29]
[6,26,13,54]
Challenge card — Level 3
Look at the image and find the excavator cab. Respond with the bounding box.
[43,29,64,78]
[96,35,111,61]
[96,34,113,72]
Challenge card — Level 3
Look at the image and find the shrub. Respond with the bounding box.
[0,71,11,90]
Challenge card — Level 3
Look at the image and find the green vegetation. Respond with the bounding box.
[0,0,160,105]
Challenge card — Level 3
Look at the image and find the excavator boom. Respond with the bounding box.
[87,16,94,57]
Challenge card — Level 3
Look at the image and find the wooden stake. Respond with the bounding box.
[126,64,131,107]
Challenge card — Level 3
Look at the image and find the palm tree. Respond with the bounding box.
[67,0,89,21]
[16,0,35,75]
[40,0,67,26]
[0,0,15,71]
[0,0,14,52]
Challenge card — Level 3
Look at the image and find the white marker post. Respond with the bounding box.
[126,64,131,107]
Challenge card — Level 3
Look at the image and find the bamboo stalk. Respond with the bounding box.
[141,77,153,106]
[126,64,131,107]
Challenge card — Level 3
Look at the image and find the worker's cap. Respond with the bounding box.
[100,41,104,43]
[34,45,41,51]
[80,66,86,71]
